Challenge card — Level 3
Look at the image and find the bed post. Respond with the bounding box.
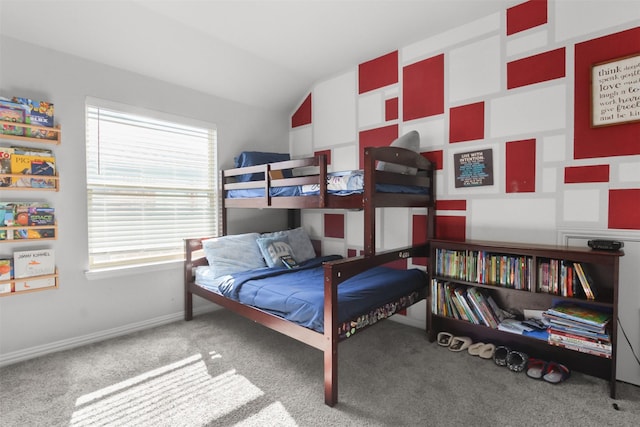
[363,148,376,257]
[184,239,194,321]
[323,262,339,406]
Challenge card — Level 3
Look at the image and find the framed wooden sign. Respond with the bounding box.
[591,53,640,127]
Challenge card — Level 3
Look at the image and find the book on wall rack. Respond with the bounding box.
[12,249,56,291]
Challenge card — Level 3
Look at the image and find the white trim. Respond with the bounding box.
[85,259,182,280]
[0,305,218,368]
[389,314,426,330]
[557,227,640,246]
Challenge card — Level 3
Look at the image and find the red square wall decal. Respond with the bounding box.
[574,27,640,159]
[359,51,398,94]
[314,149,332,165]
[435,215,466,241]
[403,54,444,121]
[412,214,428,266]
[609,189,640,230]
[450,102,485,143]
[385,97,398,121]
[358,124,398,168]
[506,139,536,193]
[421,150,443,170]
[507,48,565,89]
[291,93,312,128]
[436,200,467,211]
[507,0,548,36]
[564,165,609,183]
[324,213,344,238]
[385,259,408,270]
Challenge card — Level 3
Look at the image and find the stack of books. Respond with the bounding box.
[431,280,507,329]
[543,303,612,358]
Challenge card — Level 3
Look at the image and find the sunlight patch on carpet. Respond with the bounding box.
[70,353,264,426]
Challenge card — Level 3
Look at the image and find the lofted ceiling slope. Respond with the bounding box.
[0,0,517,112]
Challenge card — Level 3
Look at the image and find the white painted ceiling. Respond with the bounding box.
[0,0,517,112]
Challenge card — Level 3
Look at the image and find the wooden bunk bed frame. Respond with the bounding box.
[184,146,435,406]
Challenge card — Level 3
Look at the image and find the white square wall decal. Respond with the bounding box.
[563,189,600,223]
[470,198,557,245]
[290,126,313,158]
[404,119,446,149]
[542,135,566,163]
[314,71,356,148]
[490,85,567,138]
[358,92,384,128]
[450,35,501,102]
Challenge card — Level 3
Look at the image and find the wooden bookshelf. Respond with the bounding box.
[428,239,623,398]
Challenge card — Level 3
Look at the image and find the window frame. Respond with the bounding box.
[84,97,220,276]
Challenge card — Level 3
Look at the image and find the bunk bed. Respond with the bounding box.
[184,145,436,406]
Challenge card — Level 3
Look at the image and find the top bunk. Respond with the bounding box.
[222,145,435,211]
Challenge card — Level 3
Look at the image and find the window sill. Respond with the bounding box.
[85,259,183,280]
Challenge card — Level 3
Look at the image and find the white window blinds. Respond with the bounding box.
[86,101,219,270]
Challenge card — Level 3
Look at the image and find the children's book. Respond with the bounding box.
[546,303,611,328]
[13,249,55,278]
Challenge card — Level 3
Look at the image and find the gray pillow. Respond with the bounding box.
[256,235,295,268]
[376,130,420,175]
[202,233,266,278]
[260,227,316,262]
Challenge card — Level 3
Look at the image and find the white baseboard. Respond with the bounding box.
[390,314,427,330]
[0,305,217,368]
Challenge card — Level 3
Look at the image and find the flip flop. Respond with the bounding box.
[449,336,472,352]
[468,342,485,356]
[526,358,548,379]
[437,332,454,347]
[507,351,529,372]
[543,362,571,384]
[493,345,511,366]
[478,343,496,359]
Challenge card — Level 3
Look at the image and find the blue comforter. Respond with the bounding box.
[215,256,427,333]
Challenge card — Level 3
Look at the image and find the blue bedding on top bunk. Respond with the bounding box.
[196,255,427,333]
[226,170,428,198]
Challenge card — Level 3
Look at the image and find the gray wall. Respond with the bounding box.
[0,36,290,363]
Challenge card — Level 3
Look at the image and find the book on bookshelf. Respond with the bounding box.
[573,262,596,300]
[546,303,611,328]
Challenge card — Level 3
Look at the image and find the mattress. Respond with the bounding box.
[226,170,428,198]
[195,255,427,333]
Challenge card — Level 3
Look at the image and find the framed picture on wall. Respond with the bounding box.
[454,149,494,188]
[591,53,640,127]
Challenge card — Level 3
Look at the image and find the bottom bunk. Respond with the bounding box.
[184,234,428,406]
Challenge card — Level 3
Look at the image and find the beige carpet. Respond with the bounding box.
[1,309,639,426]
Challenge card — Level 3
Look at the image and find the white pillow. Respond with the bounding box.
[376,130,420,175]
[202,233,266,278]
[260,227,316,262]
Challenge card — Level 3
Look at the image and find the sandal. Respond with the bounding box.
[449,336,472,352]
[437,332,453,347]
[526,358,547,379]
[468,342,485,356]
[479,343,496,359]
[493,346,511,366]
[507,351,529,372]
[543,362,571,384]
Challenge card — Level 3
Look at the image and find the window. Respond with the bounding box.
[85,99,219,271]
